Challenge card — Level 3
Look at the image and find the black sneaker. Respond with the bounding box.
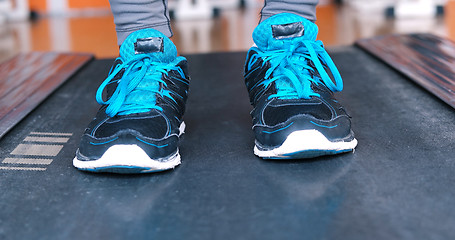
[244,13,357,159]
[73,28,190,173]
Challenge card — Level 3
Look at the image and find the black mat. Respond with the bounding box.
[1,47,454,240]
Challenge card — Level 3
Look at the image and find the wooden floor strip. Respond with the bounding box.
[356,34,455,109]
[0,52,93,139]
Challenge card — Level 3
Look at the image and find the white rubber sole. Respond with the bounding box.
[254,130,358,159]
[73,122,186,174]
[73,145,181,173]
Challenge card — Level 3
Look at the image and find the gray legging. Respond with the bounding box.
[109,0,319,45]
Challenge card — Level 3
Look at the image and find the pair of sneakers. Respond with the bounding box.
[73,13,358,173]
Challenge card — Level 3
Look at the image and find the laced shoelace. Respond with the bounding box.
[96,54,185,117]
[249,40,343,100]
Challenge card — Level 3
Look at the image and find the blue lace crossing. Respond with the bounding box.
[248,40,343,100]
[96,55,185,117]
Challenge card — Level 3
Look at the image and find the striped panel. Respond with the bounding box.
[10,144,64,156]
[3,157,53,165]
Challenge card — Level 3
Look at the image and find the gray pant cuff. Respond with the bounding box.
[116,23,173,46]
[259,0,318,23]
[260,12,317,23]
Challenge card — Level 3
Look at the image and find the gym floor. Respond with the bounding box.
[1,1,455,63]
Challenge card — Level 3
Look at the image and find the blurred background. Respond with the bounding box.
[1,0,455,62]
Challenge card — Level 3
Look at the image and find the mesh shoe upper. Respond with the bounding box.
[77,28,190,161]
[244,13,355,150]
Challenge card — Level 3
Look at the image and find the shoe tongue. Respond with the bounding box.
[253,13,318,51]
[119,28,177,63]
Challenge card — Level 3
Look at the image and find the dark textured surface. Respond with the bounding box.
[0,47,454,240]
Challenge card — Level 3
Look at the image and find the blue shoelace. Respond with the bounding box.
[248,40,343,99]
[96,55,185,117]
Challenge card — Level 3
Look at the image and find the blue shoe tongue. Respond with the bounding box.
[119,28,177,63]
[253,13,318,51]
[112,28,179,116]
